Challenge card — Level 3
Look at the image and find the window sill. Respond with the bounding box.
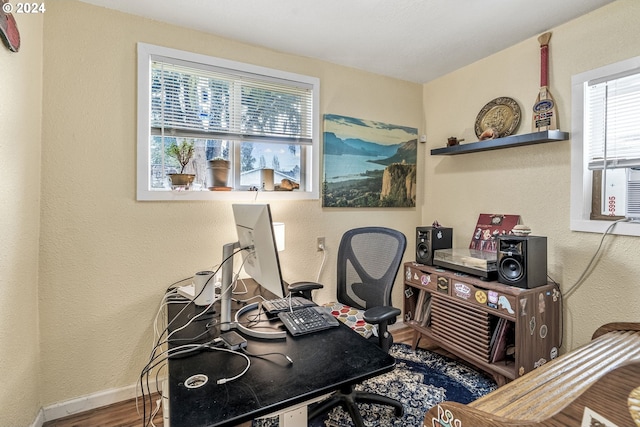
[137,189,318,202]
[570,218,640,237]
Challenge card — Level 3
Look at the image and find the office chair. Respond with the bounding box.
[289,226,407,427]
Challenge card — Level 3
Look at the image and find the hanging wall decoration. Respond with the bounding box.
[322,114,418,208]
[0,0,20,52]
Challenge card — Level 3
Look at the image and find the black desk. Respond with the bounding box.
[167,283,396,427]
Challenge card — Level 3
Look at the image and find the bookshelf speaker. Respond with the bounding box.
[497,235,547,288]
[416,226,452,265]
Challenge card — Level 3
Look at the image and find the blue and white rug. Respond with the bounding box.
[254,343,497,427]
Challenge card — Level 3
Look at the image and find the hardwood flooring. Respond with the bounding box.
[42,327,441,427]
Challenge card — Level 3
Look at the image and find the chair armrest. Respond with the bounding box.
[363,306,401,325]
[287,281,324,300]
[288,281,324,293]
[365,306,401,353]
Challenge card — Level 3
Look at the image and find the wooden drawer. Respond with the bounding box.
[405,264,437,291]
[449,277,516,319]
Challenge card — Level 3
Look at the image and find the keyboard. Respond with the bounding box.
[278,306,340,336]
[262,296,315,315]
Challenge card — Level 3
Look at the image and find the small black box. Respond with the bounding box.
[220,331,248,350]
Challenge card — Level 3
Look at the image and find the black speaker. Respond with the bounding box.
[416,227,452,265]
[497,235,547,288]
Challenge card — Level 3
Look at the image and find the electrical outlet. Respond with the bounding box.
[317,237,325,252]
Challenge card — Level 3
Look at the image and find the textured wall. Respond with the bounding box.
[422,0,640,352]
[13,0,639,419]
[39,0,423,406]
[0,10,43,427]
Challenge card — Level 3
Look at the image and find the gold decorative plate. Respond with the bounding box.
[474,97,521,139]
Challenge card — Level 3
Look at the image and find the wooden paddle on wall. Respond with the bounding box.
[532,32,557,132]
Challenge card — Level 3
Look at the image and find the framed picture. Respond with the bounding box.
[322,114,418,208]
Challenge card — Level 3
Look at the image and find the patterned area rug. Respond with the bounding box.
[253,343,497,427]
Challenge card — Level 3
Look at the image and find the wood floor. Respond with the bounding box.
[42,327,443,427]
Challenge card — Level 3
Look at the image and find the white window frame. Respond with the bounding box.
[137,43,320,201]
[570,55,640,236]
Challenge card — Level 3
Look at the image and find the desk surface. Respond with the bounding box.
[167,283,396,427]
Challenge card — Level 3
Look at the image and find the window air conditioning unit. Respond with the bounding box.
[626,168,640,220]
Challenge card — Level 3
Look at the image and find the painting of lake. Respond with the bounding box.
[322,114,418,208]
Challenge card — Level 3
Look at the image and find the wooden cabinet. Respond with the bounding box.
[403,262,561,385]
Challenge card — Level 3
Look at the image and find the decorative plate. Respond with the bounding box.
[474,97,521,139]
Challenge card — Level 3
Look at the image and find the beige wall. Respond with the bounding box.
[423,0,640,351]
[38,0,422,407]
[2,0,639,424]
[0,10,43,427]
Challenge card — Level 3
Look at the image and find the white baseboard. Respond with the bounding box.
[24,378,167,426]
[41,379,164,423]
[29,408,44,427]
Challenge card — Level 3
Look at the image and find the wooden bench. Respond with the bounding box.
[424,322,640,427]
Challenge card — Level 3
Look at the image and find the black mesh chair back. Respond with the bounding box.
[336,227,407,311]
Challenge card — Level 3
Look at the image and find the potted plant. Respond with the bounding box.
[207,157,231,189]
[166,140,196,189]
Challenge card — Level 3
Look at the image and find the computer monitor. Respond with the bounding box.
[232,203,285,298]
[219,204,287,335]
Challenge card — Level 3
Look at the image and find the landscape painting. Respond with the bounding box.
[322,114,418,208]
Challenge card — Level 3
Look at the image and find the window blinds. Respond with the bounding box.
[587,69,640,170]
[151,58,314,144]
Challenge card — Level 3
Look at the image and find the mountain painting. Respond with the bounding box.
[322,114,418,208]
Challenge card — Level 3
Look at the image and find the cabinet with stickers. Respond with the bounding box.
[403,262,561,386]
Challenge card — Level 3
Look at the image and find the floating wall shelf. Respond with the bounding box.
[430,130,569,156]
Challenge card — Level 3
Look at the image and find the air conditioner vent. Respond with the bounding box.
[626,168,640,220]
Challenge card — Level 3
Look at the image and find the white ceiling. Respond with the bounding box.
[79,0,615,84]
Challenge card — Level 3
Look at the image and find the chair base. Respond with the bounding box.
[308,386,404,427]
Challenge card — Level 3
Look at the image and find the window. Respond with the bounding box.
[571,55,640,236]
[137,43,320,201]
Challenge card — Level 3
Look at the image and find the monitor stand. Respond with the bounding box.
[220,241,286,339]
